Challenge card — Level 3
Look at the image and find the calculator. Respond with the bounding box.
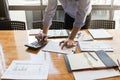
[25,41,47,49]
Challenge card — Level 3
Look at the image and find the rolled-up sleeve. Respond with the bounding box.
[73,0,91,28]
[43,0,57,27]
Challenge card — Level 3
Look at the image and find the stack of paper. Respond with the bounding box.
[42,40,76,54]
[78,41,113,52]
[1,61,49,80]
[88,29,113,39]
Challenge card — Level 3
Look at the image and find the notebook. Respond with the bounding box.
[29,29,69,38]
[42,40,76,55]
[1,60,49,80]
[78,41,113,52]
[88,29,113,40]
[64,50,118,72]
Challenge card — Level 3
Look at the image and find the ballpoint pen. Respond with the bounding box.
[117,59,120,71]
[88,52,98,61]
[72,50,76,54]
[77,32,81,39]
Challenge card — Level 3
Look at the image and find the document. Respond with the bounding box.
[29,29,69,38]
[78,41,113,52]
[74,31,93,41]
[73,69,120,80]
[29,29,42,35]
[47,29,69,38]
[1,60,49,80]
[64,51,118,72]
[42,40,76,54]
[88,29,113,39]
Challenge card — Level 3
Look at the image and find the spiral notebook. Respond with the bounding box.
[64,50,118,72]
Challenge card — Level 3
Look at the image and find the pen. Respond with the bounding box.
[117,59,120,71]
[77,32,81,39]
[72,50,76,54]
[88,52,98,61]
[117,59,120,66]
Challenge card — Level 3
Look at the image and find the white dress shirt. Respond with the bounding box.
[43,0,92,28]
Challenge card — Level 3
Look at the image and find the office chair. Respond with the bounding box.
[32,21,42,29]
[32,20,65,29]
[89,20,115,29]
[10,21,26,30]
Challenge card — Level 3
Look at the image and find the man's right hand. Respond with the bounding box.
[35,33,47,42]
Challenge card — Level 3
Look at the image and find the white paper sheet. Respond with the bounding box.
[88,29,113,39]
[78,41,113,52]
[29,29,69,37]
[48,29,68,37]
[42,40,76,54]
[73,69,120,80]
[29,29,42,35]
[1,60,49,80]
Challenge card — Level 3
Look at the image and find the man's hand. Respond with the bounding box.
[59,39,75,49]
[35,33,47,42]
[35,25,50,42]
[59,27,80,49]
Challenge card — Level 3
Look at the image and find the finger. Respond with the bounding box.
[41,36,48,42]
[35,34,42,42]
[61,42,67,49]
[59,41,65,46]
[35,35,40,41]
[42,36,48,41]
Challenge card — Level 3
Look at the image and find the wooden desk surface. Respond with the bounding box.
[0,29,120,80]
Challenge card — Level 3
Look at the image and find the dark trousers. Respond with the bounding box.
[64,13,91,30]
[0,20,11,30]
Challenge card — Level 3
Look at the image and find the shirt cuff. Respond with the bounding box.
[43,20,52,27]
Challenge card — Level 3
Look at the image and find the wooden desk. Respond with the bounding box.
[0,29,120,80]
